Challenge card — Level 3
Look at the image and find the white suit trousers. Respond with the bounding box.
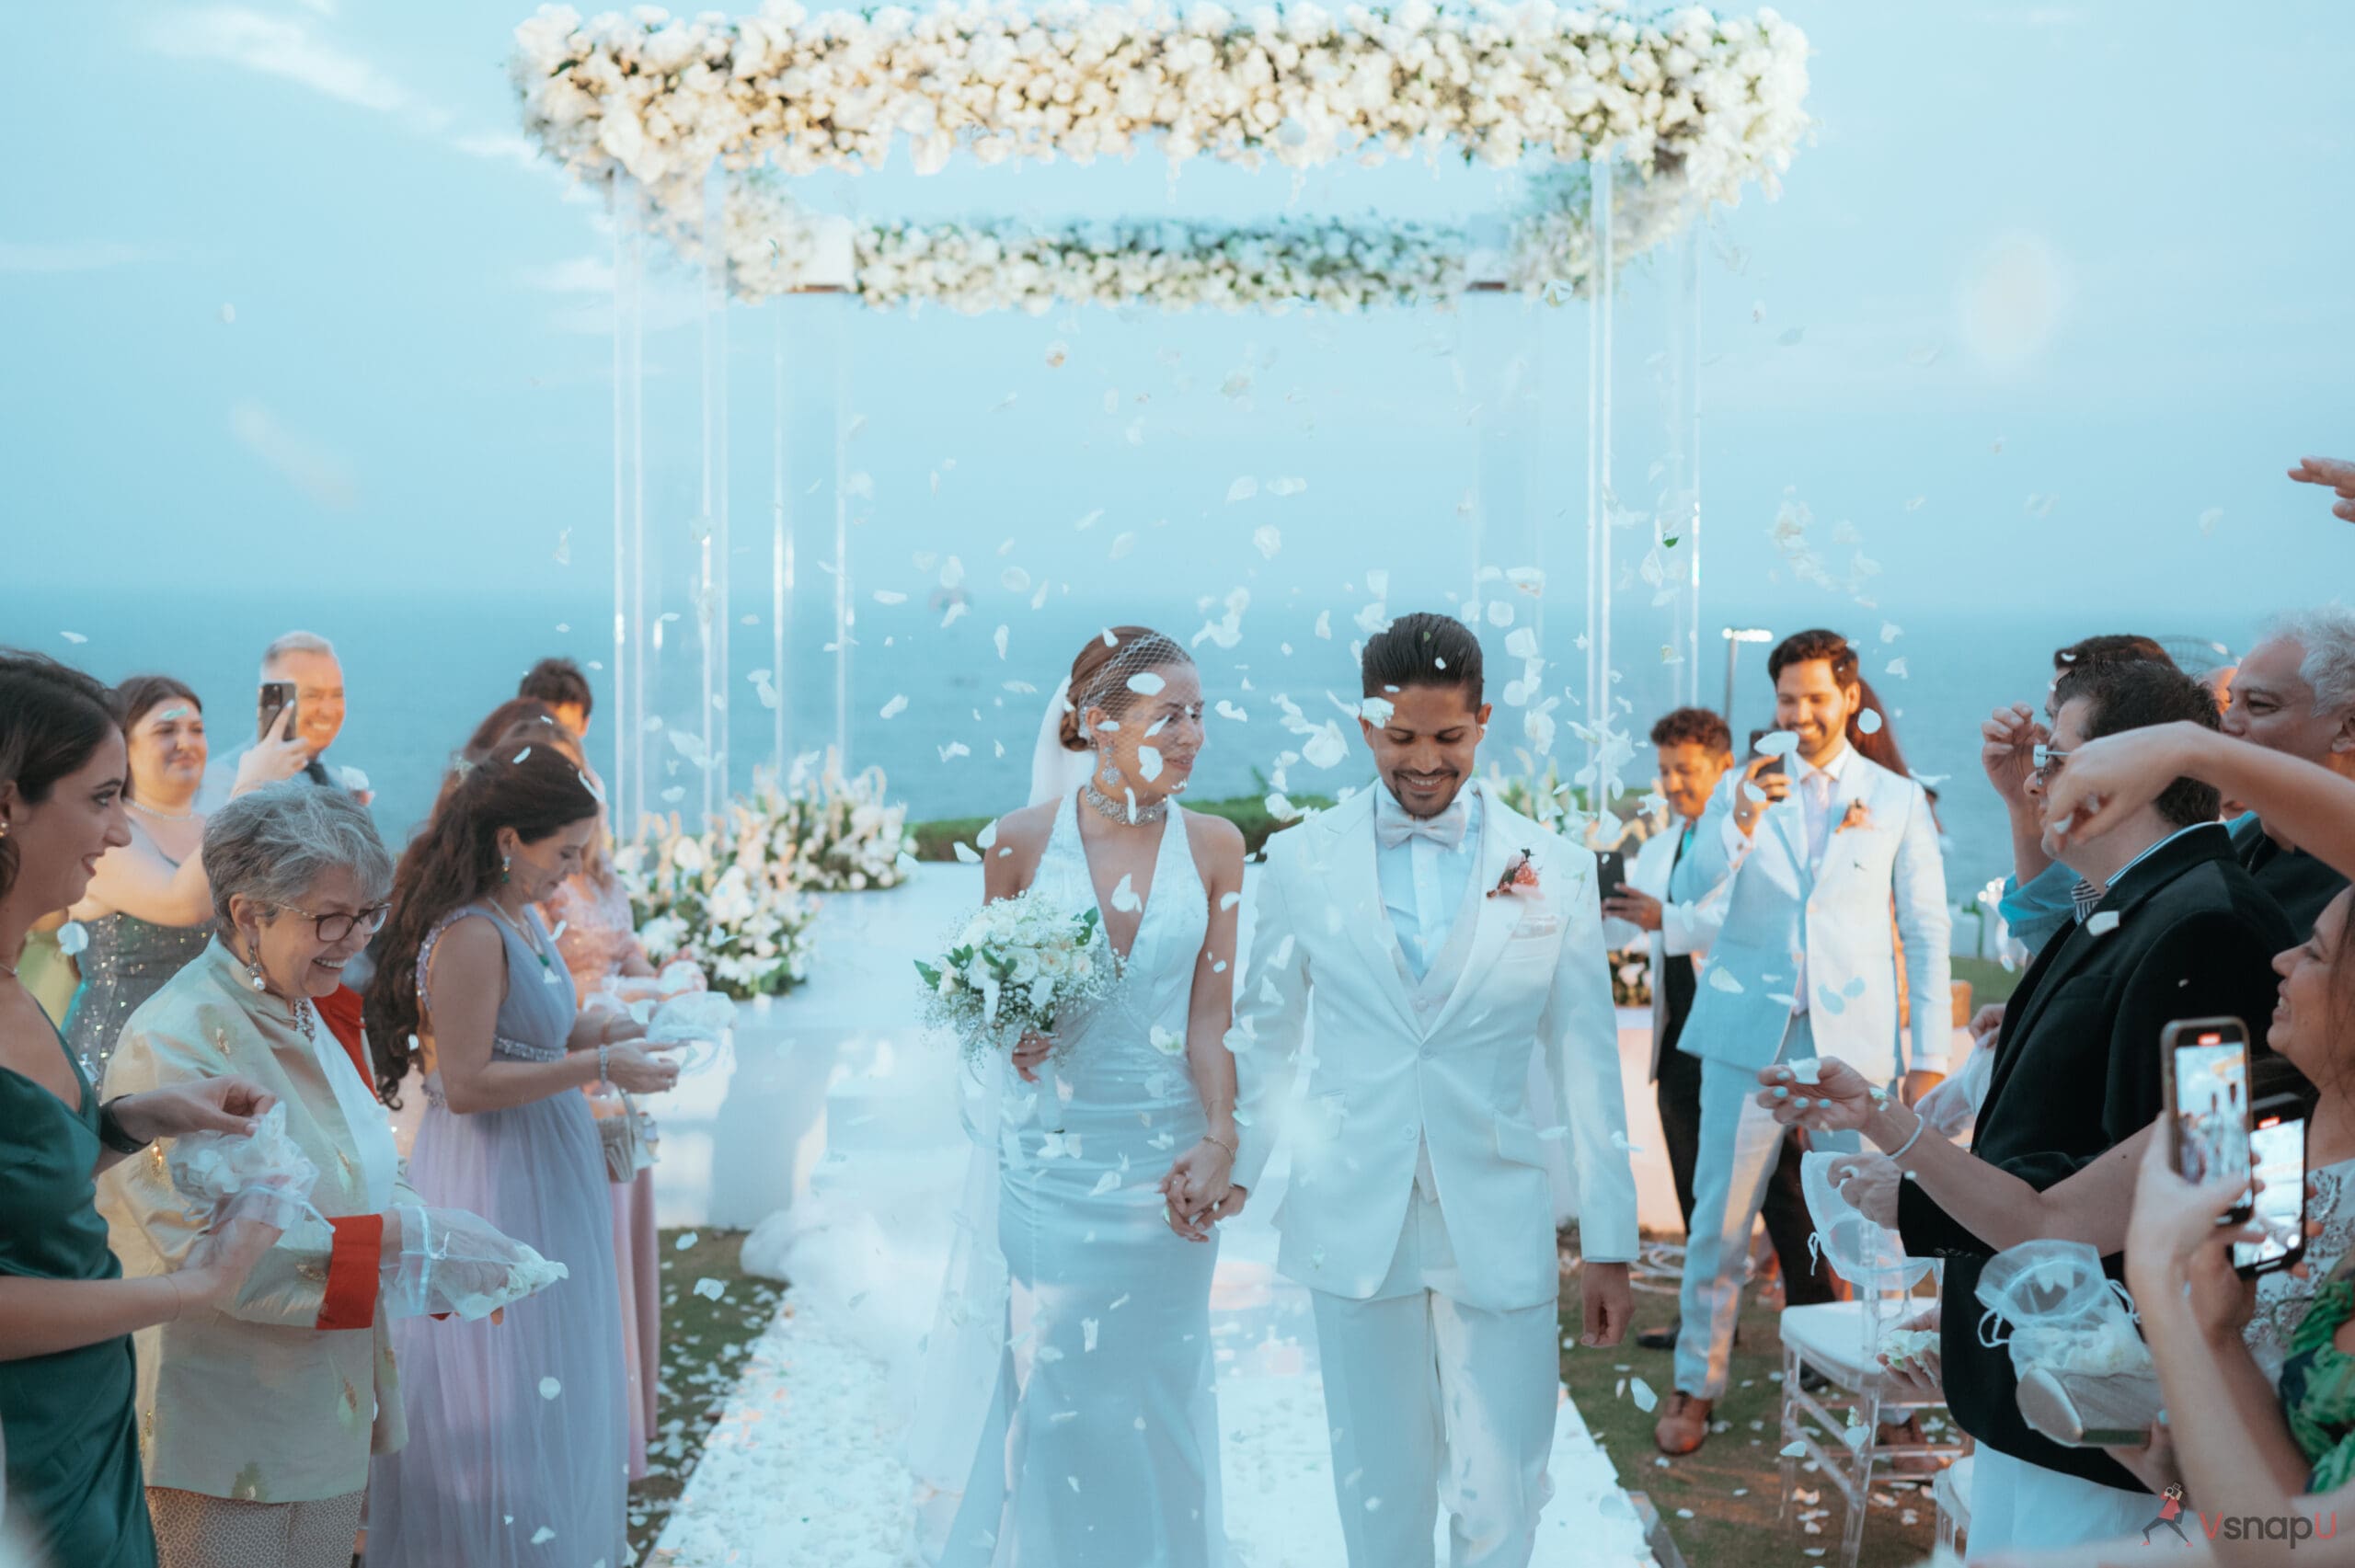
[1309,1180,1559,1568]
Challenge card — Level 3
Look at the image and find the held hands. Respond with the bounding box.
[1980,702,2048,814]
[113,1076,280,1144]
[1730,755,1792,838]
[1158,1139,1239,1242]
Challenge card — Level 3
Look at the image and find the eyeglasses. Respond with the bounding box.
[2029,743,2072,781]
[270,901,391,944]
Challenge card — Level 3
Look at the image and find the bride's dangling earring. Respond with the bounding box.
[1098,755,1121,787]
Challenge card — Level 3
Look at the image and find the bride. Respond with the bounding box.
[921,625,1247,1567]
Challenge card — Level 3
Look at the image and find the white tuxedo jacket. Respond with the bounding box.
[1676,749,1952,1082]
[1230,787,1638,1311]
[1599,818,1732,1082]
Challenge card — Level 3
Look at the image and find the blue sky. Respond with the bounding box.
[3,0,2350,632]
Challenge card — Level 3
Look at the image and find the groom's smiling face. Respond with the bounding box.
[1361,682,1491,819]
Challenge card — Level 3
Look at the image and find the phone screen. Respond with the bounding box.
[2235,1114,2308,1273]
[2170,1033,2253,1190]
[257,681,296,745]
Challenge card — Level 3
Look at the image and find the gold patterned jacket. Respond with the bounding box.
[96,939,419,1503]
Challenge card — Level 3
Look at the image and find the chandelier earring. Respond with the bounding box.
[501,853,512,885]
[1098,754,1122,787]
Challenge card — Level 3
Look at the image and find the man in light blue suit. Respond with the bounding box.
[1652,628,1952,1455]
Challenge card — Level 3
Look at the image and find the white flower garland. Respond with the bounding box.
[512,1,1810,231]
[715,159,1685,312]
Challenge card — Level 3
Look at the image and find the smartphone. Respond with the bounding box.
[1595,849,1628,898]
[257,680,298,744]
[2160,1017,2255,1219]
[1747,727,1787,783]
[2234,1094,2309,1278]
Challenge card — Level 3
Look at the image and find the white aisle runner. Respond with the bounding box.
[647,870,1655,1567]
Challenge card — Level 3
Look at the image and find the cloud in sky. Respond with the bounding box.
[229,401,359,510]
[0,241,148,273]
[144,6,445,130]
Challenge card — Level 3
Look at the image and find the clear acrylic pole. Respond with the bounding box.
[771,306,793,779]
[611,171,649,839]
[1669,220,1704,705]
[697,164,731,819]
[832,303,853,769]
[1584,150,1615,786]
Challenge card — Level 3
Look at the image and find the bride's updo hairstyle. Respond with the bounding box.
[1059,627,1193,752]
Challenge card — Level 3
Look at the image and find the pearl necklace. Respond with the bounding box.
[130,798,199,823]
[1082,780,1169,825]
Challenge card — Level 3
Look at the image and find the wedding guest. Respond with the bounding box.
[429,699,564,816]
[1654,629,1951,1456]
[2290,454,2355,522]
[1769,658,2290,1555]
[63,678,306,1085]
[362,747,678,1567]
[504,708,675,1482]
[1986,635,2179,955]
[1599,707,1745,1353]
[0,651,280,1568]
[517,658,594,741]
[2217,607,2355,935]
[96,781,425,1568]
[199,633,370,812]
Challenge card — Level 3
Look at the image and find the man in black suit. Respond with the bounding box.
[1766,658,2292,1554]
[2221,609,2355,935]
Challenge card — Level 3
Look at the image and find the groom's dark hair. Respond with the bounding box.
[1361,612,1483,707]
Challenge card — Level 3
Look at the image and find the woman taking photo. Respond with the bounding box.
[362,747,679,1567]
[0,653,279,1568]
[63,677,305,1083]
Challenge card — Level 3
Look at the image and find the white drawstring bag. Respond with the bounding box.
[1975,1238,2151,1378]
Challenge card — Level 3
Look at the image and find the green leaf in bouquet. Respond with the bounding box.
[914,960,941,988]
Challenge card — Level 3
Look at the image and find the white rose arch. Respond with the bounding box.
[508,0,1809,838]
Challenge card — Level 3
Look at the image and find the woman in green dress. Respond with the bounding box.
[0,652,280,1568]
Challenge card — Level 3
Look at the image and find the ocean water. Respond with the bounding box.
[0,587,2263,924]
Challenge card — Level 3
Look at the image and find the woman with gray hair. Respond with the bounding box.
[95,780,428,1568]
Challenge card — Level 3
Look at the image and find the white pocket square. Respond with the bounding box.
[1511,915,1562,938]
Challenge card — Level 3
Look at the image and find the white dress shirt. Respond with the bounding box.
[1374,784,1485,981]
[1787,741,1855,1017]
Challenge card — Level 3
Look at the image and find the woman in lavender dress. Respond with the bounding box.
[360,749,679,1566]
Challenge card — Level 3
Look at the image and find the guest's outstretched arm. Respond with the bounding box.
[2047,723,2355,879]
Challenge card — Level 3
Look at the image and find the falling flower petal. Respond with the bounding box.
[1857,709,1884,735]
[879,695,909,719]
[539,1377,562,1400]
[1226,477,1258,503]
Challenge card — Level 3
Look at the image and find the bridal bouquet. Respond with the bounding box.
[915,891,1116,1066]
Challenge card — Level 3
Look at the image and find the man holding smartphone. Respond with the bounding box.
[1653,630,1953,1455]
[200,631,372,813]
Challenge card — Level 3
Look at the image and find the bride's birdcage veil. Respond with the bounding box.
[1057,627,1194,752]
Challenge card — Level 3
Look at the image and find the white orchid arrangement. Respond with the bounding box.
[511,2,1811,239]
[749,750,921,892]
[714,157,1684,311]
[617,808,823,999]
[915,889,1118,1065]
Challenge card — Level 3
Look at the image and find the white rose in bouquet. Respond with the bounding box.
[916,888,1118,1066]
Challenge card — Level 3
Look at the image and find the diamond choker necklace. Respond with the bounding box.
[1083,780,1170,825]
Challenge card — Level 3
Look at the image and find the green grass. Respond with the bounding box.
[1952,955,2024,1009]
[1557,1236,1948,1568]
[912,791,1337,863]
[630,1229,787,1565]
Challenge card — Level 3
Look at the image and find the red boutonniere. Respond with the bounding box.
[1488,849,1540,898]
[1836,800,1874,834]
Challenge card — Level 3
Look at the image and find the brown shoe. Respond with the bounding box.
[1654,1391,1714,1456]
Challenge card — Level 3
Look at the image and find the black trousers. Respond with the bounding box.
[1653,1044,1834,1306]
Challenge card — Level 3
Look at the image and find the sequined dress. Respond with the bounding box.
[62,911,211,1087]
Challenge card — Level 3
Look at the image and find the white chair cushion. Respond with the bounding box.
[1778,1300,1885,1386]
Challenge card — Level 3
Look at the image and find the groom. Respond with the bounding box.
[1226,612,1637,1568]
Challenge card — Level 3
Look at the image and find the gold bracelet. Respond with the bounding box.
[1201,1132,1237,1156]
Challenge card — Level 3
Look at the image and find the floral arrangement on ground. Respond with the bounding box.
[752,750,921,892]
[619,807,824,1000]
[512,0,1810,236]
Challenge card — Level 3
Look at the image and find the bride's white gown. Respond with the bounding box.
[941,789,1228,1566]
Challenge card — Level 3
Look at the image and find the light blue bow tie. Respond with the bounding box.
[1375,794,1469,851]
